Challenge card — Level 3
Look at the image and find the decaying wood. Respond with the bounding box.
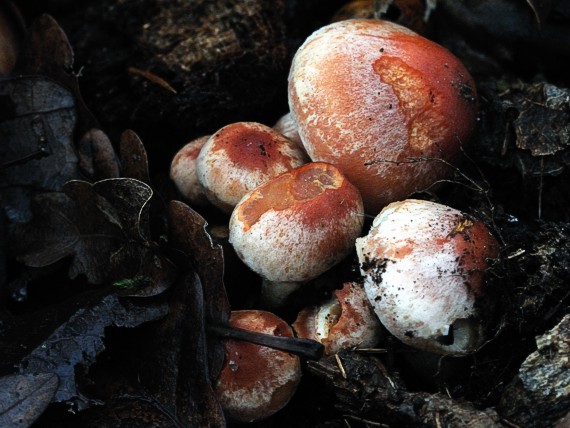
[46,0,288,155]
[307,350,503,428]
[498,314,570,427]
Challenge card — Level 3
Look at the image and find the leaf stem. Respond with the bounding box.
[208,323,324,360]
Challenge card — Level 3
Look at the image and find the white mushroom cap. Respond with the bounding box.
[229,162,364,283]
[169,135,210,206]
[196,121,309,213]
[355,199,500,355]
[215,310,302,423]
[293,281,384,355]
[272,112,302,148]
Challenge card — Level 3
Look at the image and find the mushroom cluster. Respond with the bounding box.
[171,122,309,213]
[169,17,500,424]
[172,18,478,219]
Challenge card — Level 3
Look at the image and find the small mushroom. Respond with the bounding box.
[229,162,364,306]
[215,310,302,423]
[197,121,309,213]
[293,281,384,355]
[355,199,500,355]
[169,135,211,207]
[272,112,302,148]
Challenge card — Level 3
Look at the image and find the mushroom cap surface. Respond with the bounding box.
[355,199,500,355]
[197,121,308,213]
[215,310,302,423]
[229,162,364,283]
[293,281,384,355]
[170,135,210,206]
[288,19,478,214]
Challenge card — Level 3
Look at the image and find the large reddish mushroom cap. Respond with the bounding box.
[196,121,309,213]
[215,310,302,423]
[229,162,364,283]
[288,19,478,214]
[355,199,501,355]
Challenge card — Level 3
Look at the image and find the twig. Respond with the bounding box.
[335,353,347,379]
[128,66,178,94]
[355,348,388,354]
[538,157,544,219]
[208,323,324,360]
[501,418,523,428]
[343,414,389,427]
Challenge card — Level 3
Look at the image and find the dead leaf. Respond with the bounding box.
[19,291,168,409]
[0,76,79,223]
[10,188,122,284]
[42,387,189,427]
[91,178,152,241]
[511,83,570,157]
[9,178,171,287]
[77,129,121,181]
[0,373,59,428]
[119,130,151,184]
[133,272,227,427]
[167,201,229,380]
[16,14,99,134]
[478,79,570,180]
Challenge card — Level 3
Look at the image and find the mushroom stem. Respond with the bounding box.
[208,323,324,360]
[259,280,302,309]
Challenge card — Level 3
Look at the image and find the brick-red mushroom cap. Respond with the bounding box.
[355,199,500,355]
[215,310,302,423]
[196,121,309,214]
[229,162,364,283]
[288,19,478,215]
